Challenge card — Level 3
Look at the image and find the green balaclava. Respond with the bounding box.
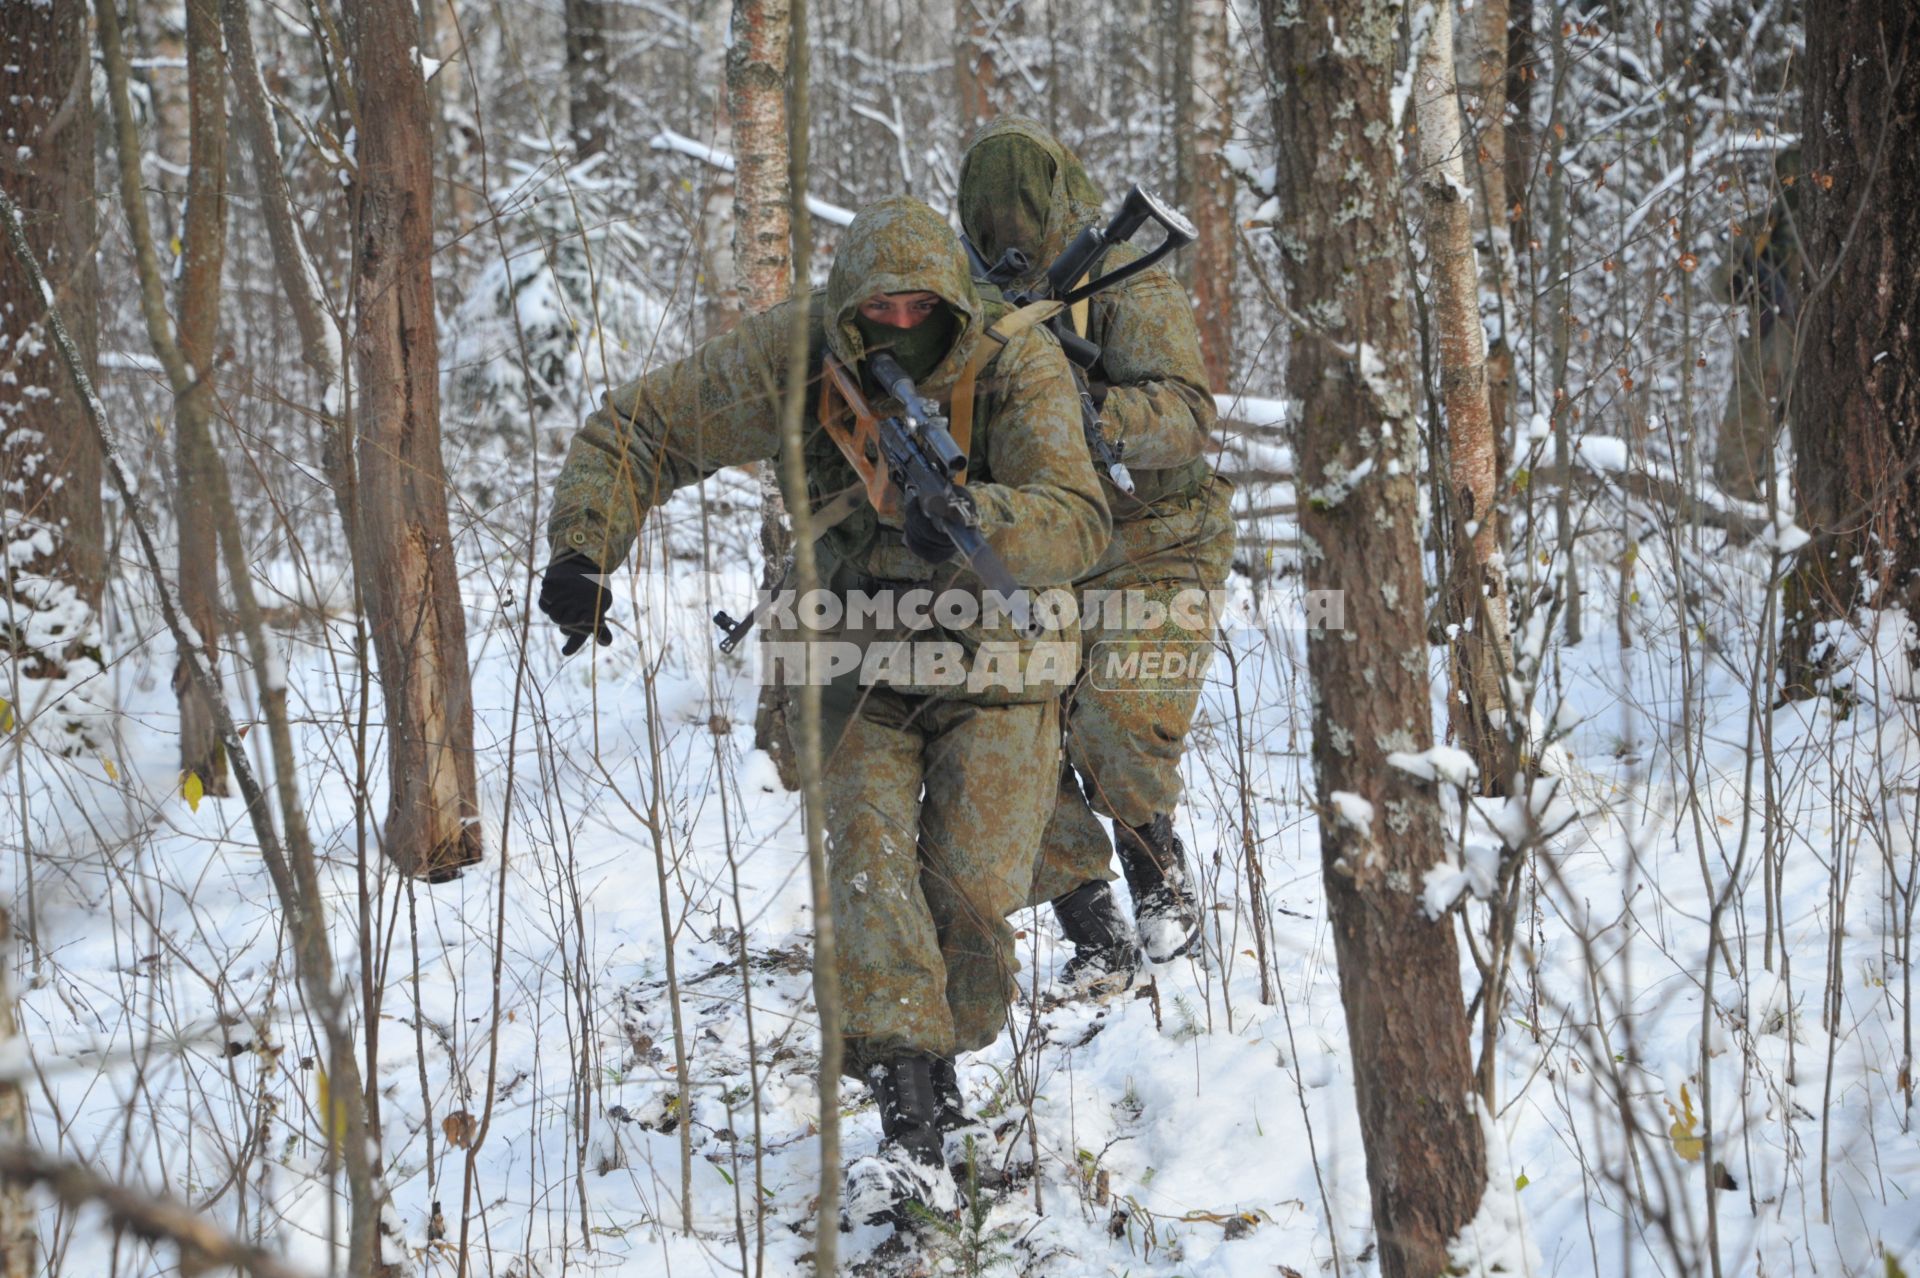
[853,305,960,382]
[958,133,1056,267]
[824,196,982,395]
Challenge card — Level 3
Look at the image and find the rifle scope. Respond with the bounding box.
[867,352,967,478]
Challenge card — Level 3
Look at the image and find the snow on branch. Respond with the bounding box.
[1617,131,1801,246]
[649,128,856,227]
[1214,392,1294,430]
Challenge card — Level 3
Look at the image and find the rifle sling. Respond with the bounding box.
[949,298,1067,484]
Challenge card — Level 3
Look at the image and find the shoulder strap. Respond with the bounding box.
[949,299,1065,483]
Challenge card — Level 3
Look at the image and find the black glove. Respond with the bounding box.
[901,490,975,565]
[539,551,613,655]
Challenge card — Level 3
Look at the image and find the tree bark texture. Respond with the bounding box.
[955,0,999,141]
[173,0,232,795]
[1458,0,1515,451]
[1,0,104,709]
[346,0,482,878]
[564,0,613,160]
[729,0,802,789]
[1457,0,1510,246]
[1261,1,1489,1272]
[1417,0,1515,792]
[131,0,190,210]
[0,908,31,1278]
[1174,0,1235,390]
[1786,2,1919,670]
[1503,0,1534,255]
[729,0,793,316]
[222,0,341,396]
[696,0,737,340]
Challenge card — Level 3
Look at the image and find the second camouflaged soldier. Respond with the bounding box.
[958,117,1236,986]
[537,197,1108,1225]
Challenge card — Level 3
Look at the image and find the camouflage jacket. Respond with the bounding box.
[547,196,1110,700]
[958,116,1219,525]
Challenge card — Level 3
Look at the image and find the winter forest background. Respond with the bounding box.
[2,0,1916,1274]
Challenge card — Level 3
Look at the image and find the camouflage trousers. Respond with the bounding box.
[1716,321,1791,503]
[822,683,1060,1076]
[1028,476,1236,905]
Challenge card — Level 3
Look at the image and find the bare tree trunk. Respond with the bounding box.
[174,0,231,796]
[98,0,231,792]
[564,0,613,160]
[1458,0,1510,244]
[221,0,342,401]
[955,0,999,141]
[1174,0,1234,390]
[1261,1,1488,1272]
[1544,12,1577,645]
[1458,0,1515,449]
[730,3,792,313]
[220,0,352,549]
[1418,1,1514,793]
[697,0,737,340]
[1,0,103,748]
[1504,0,1535,257]
[774,3,843,1267]
[729,0,802,790]
[131,0,190,216]
[345,0,483,879]
[0,911,30,1278]
[1785,1,1920,678]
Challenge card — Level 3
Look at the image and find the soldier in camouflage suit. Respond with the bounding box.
[538,196,1108,1223]
[958,117,1236,983]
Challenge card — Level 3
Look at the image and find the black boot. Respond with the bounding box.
[845,1054,961,1228]
[1050,879,1141,995]
[930,1056,971,1133]
[1117,814,1201,962]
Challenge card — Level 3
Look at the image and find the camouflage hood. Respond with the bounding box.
[957,116,1106,280]
[824,196,982,394]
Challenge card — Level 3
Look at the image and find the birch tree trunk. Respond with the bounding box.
[1,0,104,749]
[1785,0,1920,674]
[1457,0,1515,446]
[1174,0,1234,390]
[1261,0,1488,1270]
[1417,1,1515,792]
[345,0,483,878]
[729,0,802,790]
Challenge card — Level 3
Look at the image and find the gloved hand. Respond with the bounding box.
[539,551,613,655]
[901,489,976,565]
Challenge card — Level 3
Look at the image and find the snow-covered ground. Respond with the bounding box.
[8,476,1920,1276]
